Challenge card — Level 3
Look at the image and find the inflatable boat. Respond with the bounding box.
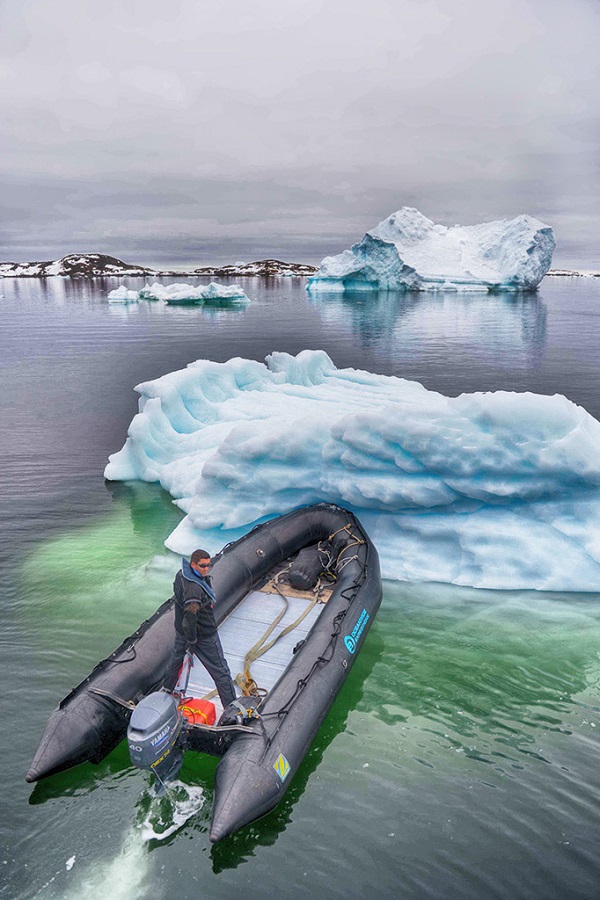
[27,503,382,841]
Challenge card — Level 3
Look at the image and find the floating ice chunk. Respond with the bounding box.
[139,282,203,302]
[200,282,249,302]
[307,207,556,293]
[120,281,250,304]
[107,285,141,303]
[105,351,600,591]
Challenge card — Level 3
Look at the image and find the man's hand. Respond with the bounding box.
[182,602,199,644]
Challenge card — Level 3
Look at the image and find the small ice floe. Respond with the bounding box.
[108,281,250,305]
[66,855,76,871]
[107,286,140,304]
[199,281,249,303]
[161,281,250,305]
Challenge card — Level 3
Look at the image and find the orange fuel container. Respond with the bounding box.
[179,697,217,726]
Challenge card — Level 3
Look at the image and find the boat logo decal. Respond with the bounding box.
[344,608,370,655]
[151,747,173,769]
[274,753,291,782]
[150,726,170,747]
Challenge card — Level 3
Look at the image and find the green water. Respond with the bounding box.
[6,481,600,899]
[20,483,182,645]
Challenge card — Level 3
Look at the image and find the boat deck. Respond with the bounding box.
[183,585,329,717]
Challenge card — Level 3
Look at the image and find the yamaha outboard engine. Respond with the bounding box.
[127,692,183,790]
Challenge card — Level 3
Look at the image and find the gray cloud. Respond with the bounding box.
[0,0,598,267]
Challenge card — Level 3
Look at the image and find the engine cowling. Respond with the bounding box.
[127,692,183,788]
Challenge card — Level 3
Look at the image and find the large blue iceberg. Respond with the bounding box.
[105,351,600,592]
[307,207,555,293]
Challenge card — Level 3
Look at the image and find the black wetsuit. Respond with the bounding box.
[164,565,236,708]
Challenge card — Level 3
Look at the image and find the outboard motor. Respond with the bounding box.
[127,692,183,790]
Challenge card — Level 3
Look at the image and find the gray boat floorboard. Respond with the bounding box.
[184,589,325,716]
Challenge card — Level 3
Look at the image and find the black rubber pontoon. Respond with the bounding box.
[27,503,382,841]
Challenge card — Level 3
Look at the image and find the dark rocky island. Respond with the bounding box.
[0,253,318,279]
[0,253,155,278]
[193,259,317,277]
[546,269,599,277]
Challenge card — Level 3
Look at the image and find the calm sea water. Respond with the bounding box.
[2,275,600,899]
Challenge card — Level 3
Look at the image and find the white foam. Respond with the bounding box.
[63,834,148,900]
[138,781,206,842]
[62,782,205,900]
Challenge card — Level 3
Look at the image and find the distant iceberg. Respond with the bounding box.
[105,350,600,592]
[107,285,141,303]
[107,282,250,304]
[307,207,555,293]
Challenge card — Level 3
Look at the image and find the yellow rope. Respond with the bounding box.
[200,527,364,704]
[236,578,320,696]
[328,523,365,569]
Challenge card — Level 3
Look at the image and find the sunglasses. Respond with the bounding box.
[196,562,211,569]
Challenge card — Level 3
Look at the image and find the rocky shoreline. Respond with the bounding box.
[0,252,595,281]
[546,269,600,278]
[0,253,318,279]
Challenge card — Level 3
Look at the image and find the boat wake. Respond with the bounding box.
[137,780,206,842]
[56,782,205,900]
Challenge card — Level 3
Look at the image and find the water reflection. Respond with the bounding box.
[309,289,548,370]
[0,274,254,312]
[1,275,117,306]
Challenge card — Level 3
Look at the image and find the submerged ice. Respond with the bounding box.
[105,350,600,592]
[307,207,555,293]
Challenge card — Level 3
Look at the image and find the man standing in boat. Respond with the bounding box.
[164,549,237,709]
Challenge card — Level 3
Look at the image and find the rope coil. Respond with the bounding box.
[199,520,368,734]
[236,574,320,697]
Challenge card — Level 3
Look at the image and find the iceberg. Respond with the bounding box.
[107,282,250,305]
[107,285,141,304]
[105,350,600,592]
[198,282,249,302]
[307,207,556,293]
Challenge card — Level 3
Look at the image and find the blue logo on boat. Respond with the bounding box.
[344,608,370,656]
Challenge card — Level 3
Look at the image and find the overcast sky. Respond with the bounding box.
[1,0,598,267]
